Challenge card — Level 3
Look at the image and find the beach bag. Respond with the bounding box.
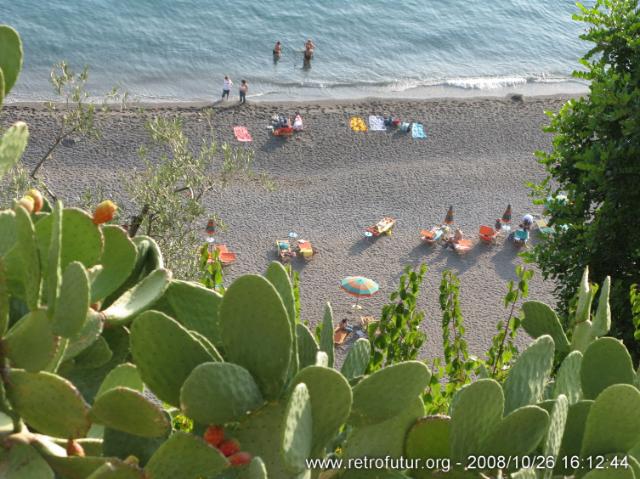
[400,122,411,132]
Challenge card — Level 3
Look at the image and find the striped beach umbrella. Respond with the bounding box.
[502,204,512,223]
[341,276,379,309]
[206,219,216,235]
[444,206,454,225]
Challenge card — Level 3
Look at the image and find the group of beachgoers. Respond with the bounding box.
[220,39,315,104]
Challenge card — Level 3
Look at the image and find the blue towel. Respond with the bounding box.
[412,122,426,139]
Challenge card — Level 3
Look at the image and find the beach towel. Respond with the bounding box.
[233,126,252,142]
[349,116,368,132]
[411,122,426,139]
[368,115,386,131]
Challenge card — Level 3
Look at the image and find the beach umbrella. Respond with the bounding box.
[340,276,379,309]
[206,219,216,236]
[502,204,512,223]
[444,206,454,225]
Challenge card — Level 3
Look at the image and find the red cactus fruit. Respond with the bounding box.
[92,200,118,225]
[66,439,85,457]
[229,451,252,466]
[17,196,35,213]
[219,438,240,457]
[25,189,43,213]
[203,425,225,447]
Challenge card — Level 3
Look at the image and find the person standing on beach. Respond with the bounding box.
[222,75,233,100]
[239,80,248,104]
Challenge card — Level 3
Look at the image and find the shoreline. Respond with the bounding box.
[2,92,582,112]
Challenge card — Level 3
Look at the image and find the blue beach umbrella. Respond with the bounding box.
[340,276,379,309]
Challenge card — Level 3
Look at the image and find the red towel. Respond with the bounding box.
[233,126,252,142]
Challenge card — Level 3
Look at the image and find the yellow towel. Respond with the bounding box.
[350,116,368,132]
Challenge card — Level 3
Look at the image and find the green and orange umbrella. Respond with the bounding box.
[340,276,379,309]
[444,206,454,225]
[502,204,512,223]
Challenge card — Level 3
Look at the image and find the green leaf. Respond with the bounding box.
[53,261,90,337]
[4,309,58,372]
[180,362,264,425]
[219,275,292,400]
[102,269,172,325]
[96,363,143,398]
[282,383,313,473]
[91,226,137,302]
[144,432,228,479]
[130,310,214,406]
[90,387,171,437]
[7,369,91,438]
[0,25,23,95]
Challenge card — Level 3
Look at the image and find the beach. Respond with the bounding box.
[1,94,572,361]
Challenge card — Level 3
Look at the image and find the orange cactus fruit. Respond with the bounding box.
[17,196,35,213]
[25,189,44,213]
[66,439,85,457]
[93,200,118,225]
[229,451,252,466]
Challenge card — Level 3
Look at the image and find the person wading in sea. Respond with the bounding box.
[239,79,248,104]
[273,41,282,62]
[222,75,233,100]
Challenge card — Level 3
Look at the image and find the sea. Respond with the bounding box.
[4,0,592,103]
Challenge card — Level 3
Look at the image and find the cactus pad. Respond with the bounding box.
[292,365,352,456]
[580,337,636,399]
[15,205,41,310]
[46,202,62,317]
[219,275,292,400]
[592,277,611,337]
[0,121,29,181]
[130,310,215,406]
[581,384,640,457]
[6,369,90,438]
[160,279,223,347]
[503,335,555,414]
[90,387,171,437]
[319,303,334,368]
[296,323,319,369]
[450,379,504,462]
[91,226,137,302]
[2,443,54,479]
[484,405,550,458]
[180,362,264,425]
[96,363,143,397]
[4,309,58,372]
[282,383,313,473]
[103,268,172,325]
[62,309,104,361]
[350,361,431,427]
[53,261,90,337]
[521,301,570,353]
[0,25,23,95]
[0,210,16,256]
[553,351,583,404]
[405,415,451,478]
[144,432,229,479]
[341,339,371,380]
[541,395,569,479]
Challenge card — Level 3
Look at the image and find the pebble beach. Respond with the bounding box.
[1,94,573,361]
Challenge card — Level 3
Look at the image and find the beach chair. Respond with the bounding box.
[295,239,316,261]
[365,217,396,238]
[215,244,237,266]
[421,226,444,245]
[452,238,474,253]
[511,229,530,247]
[535,218,554,237]
[478,225,499,244]
[276,240,294,262]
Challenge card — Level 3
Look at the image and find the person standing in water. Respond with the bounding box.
[222,75,233,100]
[304,39,315,60]
[239,80,248,104]
[273,41,282,59]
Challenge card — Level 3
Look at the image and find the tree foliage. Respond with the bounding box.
[530,0,640,356]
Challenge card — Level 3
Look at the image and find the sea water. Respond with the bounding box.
[4,0,591,102]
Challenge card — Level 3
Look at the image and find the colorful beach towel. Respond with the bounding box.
[233,126,253,142]
[349,116,368,132]
[368,115,386,131]
[411,122,426,139]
